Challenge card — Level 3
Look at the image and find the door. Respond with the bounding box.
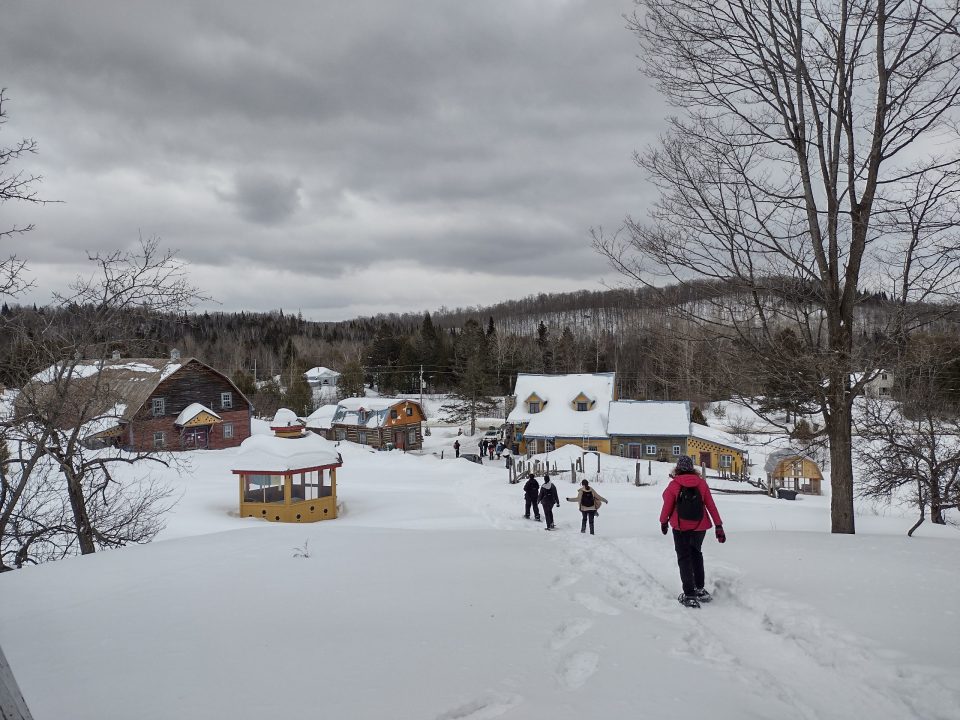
[628,444,641,459]
[699,452,711,468]
[394,429,405,450]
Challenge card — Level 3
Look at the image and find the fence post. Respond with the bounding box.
[635,463,641,486]
[571,463,577,485]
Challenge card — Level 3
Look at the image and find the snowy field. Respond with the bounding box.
[1,420,959,720]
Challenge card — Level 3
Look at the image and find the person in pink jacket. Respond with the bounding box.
[659,455,726,608]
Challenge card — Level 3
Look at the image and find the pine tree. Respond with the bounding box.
[691,406,709,426]
[337,358,366,400]
[285,371,313,417]
[441,319,497,435]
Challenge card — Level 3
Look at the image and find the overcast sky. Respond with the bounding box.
[0,0,664,321]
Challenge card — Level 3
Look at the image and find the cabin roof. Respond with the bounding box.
[304,404,338,430]
[333,397,423,428]
[607,400,690,436]
[507,373,615,439]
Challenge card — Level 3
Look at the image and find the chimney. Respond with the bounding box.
[170,349,181,361]
[111,350,121,361]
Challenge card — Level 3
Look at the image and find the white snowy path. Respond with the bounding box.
[1,425,958,719]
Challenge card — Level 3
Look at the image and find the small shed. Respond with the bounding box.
[271,407,305,438]
[765,449,823,495]
[232,434,342,522]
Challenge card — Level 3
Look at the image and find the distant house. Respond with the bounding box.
[21,356,253,451]
[765,449,823,495]
[863,370,894,398]
[304,367,340,389]
[607,399,747,474]
[505,373,617,455]
[304,404,339,440]
[331,397,426,450]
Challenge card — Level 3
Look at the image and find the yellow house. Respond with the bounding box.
[765,449,823,495]
[505,373,616,455]
[232,434,342,523]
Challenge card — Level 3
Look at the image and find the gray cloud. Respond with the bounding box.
[219,171,302,224]
[0,0,665,319]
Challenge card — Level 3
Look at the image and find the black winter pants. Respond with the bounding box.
[525,497,540,519]
[580,510,596,534]
[542,504,554,527]
[672,529,707,595]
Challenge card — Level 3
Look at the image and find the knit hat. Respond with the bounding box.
[676,456,695,473]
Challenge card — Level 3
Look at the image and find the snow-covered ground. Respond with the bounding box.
[1,421,959,720]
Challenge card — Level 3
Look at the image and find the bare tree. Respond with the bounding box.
[856,394,960,535]
[596,0,960,533]
[0,89,45,297]
[1,239,200,567]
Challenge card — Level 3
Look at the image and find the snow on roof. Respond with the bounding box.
[507,373,615,439]
[271,408,302,427]
[304,366,340,379]
[607,400,690,436]
[764,448,817,473]
[333,397,411,428]
[689,422,746,452]
[175,403,221,426]
[231,433,340,473]
[304,404,338,430]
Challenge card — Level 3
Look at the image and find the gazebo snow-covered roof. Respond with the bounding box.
[607,400,690,436]
[231,433,340,474]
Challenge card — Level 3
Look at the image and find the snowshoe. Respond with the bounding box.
[678,593,701,609]
[693,588,713,603]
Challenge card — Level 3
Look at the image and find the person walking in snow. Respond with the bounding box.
[567,479,607,535]
[488,442,495,460]
[495,441,504,460]
[523,473,541,521]
[453,439,460,458]
[660,455,725,609]
[538,473,560,529]
[479,438,486,456]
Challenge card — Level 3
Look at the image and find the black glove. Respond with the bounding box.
[660,522,669,535]
[716,525,726,543]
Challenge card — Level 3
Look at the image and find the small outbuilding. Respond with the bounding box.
[765,449,823,495]
[232,434,342,523]
[271,407,305,438]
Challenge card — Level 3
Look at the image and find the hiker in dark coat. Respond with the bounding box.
[523,473,541,520]
[567,479,607,535]
[660,455,724,608]
[538,473,560,529]
[453,440,460,458]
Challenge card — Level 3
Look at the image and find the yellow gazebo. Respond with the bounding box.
[232,434,342,522]
[765,449,823,495]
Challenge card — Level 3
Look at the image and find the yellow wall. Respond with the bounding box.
[686,437,745,474]
[555,437,611,454]
[238,469,338,523]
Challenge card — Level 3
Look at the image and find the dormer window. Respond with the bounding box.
[576,402,588,412]
[528,401,541,414]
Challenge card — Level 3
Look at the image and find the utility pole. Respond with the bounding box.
[419,364,424,408]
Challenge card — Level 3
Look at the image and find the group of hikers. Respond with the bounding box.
[522,454,725,609]
[451,437,509,461]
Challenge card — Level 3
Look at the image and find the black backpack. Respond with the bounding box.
[676,485,704,521]
[581,490,595,508]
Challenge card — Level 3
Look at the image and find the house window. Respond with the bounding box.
[405,406,413,416]
[336,430,346,441]
[358,431,367,445]
[357,411,367,424]
[880,387,889,395]
[619,444,625,457]
[408,429,416,445]
[576,402,588,411]
[152,398,165,417]
[645,444,657,456]
[220,392,233,409]
[390,409,399,419]
[881,373,888,380]
[720,454,733,468]
[588,445,598,452]
[528,401,541,414]
[153,431,165,448]
[672,445,681,456]
[223,423,234,439]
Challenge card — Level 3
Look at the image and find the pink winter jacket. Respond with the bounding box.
[660,473,723,532]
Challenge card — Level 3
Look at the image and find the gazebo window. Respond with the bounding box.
[244,473,284,503]
[291,469,332,501]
